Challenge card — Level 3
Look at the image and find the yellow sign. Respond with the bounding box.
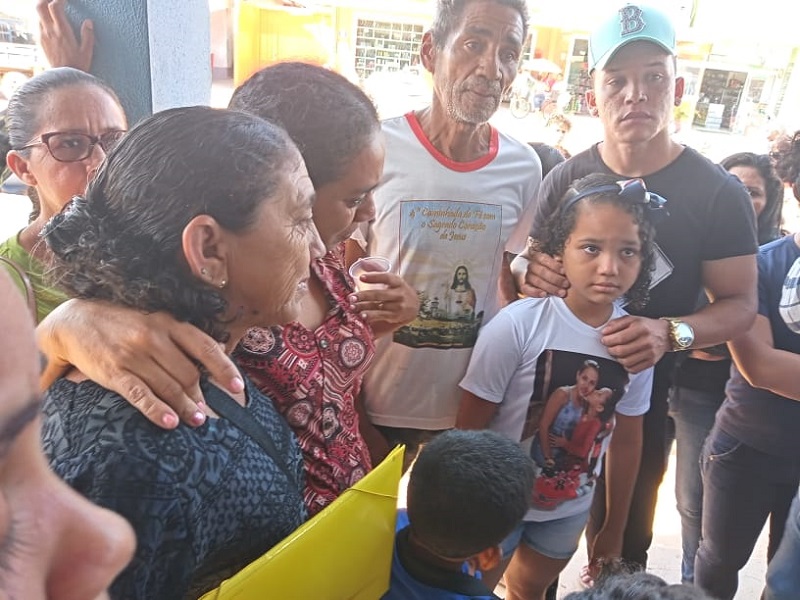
[200,445,404,600]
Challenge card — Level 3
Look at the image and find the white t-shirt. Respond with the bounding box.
[361,113,541,430]
[359,112,541,430]
[460,296,652,521]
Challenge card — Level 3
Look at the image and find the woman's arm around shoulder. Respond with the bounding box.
[37,299,243,428]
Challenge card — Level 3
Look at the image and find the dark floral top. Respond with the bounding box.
[42,374,305,600]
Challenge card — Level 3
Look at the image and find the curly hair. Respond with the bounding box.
[6,67,122,222]
[773,130,800,186]
[229,62,379,189]
[430,0,529,47]
[539,173,656,309]
[43,106,294,342]
[720,152,783,244]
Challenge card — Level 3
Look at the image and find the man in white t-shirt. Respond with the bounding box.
[351,0,542,464]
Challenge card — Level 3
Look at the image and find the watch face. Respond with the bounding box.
[675,322,694,348]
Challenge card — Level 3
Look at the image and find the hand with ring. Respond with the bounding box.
[348,272,419,338]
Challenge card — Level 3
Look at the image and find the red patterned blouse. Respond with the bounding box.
[234,247,375,515]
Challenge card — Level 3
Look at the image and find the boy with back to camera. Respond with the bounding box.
[383,429,534,600]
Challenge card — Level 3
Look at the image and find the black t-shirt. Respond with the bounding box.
[530,144,757,320]
[672,291,732,394]
[673,355,732,395]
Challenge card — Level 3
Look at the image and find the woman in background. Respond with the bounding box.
[1,67,126,322]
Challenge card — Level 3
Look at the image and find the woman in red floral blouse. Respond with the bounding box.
[229,64,418,514]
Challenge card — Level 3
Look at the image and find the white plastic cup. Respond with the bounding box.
[349,256,392,291]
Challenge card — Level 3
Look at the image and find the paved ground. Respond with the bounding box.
[540,447,769,599]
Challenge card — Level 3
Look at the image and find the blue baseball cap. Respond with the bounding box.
[588,4,676,72]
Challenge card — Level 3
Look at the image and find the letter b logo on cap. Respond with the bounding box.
[589,4,675,71]
[619,5,646,36]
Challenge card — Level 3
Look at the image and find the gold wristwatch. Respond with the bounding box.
[662,318,695,351]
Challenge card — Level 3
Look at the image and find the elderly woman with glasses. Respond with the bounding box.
[1,67,127,322]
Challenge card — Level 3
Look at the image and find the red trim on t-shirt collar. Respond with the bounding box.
[405,111,499,173]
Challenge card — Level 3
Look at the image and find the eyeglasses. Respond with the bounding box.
[17,130,127,163]
[564,178,669,222]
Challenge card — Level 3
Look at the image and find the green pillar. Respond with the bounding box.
[65,0,211,124]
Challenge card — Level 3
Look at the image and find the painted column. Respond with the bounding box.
[65,0,210,124]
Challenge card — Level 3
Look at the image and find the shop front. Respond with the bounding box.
[683,40,791,133]
[564,36,590,114]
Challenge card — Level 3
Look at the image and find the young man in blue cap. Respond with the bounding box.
[506,2,758,591]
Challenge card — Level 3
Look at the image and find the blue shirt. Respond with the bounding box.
[382,511,500,600]
[719,235,800,456]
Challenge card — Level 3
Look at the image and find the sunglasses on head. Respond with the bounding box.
[563,178,668,222]
[17,130,127,163]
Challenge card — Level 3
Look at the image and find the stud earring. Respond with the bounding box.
[200,267,209,277]
[218,279,227,289]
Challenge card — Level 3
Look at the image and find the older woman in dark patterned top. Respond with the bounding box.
[41,106,324,600]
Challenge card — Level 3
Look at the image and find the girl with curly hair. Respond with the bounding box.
[458,172,661,599]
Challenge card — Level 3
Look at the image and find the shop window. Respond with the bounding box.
[565,38,590,114]
[354,19,424,80]
[693,68,746,131]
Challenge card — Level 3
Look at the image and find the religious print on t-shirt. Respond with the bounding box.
[392,200,504,349]
[523,349,629,511]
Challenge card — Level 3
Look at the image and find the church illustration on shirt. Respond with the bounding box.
[392,199,504,350]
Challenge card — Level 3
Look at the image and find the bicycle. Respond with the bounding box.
[509,92,558,119]
[509,90,532,118]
